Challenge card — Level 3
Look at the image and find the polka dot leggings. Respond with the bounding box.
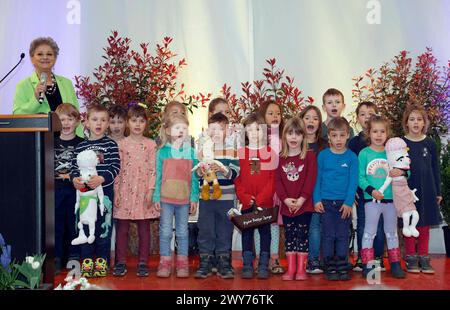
[282,213,312,252]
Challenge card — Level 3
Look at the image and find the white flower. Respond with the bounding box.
[25,256,34,264]
[31,261,40,269]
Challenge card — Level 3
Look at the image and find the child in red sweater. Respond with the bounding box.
[276,117,317,281]
[234,113,276,279]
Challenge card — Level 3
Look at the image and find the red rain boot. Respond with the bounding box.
[295,252,308,281]
[281,252,297,281]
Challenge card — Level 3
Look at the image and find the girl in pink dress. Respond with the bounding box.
[112,105,158,277]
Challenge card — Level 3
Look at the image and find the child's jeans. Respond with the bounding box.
[308,212,321,261]
[197,200,234,255]
[321,200,351,259]
[159,202,190,257]
[356,188,385,257]
[362,201,398,250]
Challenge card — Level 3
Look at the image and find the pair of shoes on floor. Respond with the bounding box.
[405,255,435,274]
[81,258,108,278]
[306,259,324,274]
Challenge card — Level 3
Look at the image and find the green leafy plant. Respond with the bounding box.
[441,141,450,226]
[0,261,20,290]
[13,254,46,290]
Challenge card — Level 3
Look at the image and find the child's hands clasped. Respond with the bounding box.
[340,204,352,219]
[73,177,85,190]
[86,175,105,189]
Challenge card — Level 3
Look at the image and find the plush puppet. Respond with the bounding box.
[377,137,420,237]
[72,150,105,245]
[193,134,228,200]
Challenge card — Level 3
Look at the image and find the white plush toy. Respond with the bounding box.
[71,150,105,245]
[192,134,229,200]
[378,137,420,237]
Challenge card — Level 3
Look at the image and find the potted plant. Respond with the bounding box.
[441,141,450,257]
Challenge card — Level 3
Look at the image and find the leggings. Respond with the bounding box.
[282,213,311,252]
[116,219,150,263]
[362,202,399,250]
[254,224,280,256]
[404,226,430,256]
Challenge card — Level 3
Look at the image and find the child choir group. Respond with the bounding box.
[53,87,442,282]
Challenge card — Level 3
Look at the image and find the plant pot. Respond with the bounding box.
[442,226,450,258]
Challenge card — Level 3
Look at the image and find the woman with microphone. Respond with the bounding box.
[13,37,80,119]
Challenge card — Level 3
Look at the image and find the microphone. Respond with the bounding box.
[0,53,26,84]
[38,72,48,104]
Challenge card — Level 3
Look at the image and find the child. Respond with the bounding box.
[194,112,239,279]
[234,113,276,279]
[321,88,355,141]
[402,105,442,274]
[299,105,327,274]
[112,105,157,277]
[153,113,199,278]
[348,102,385,272]
[359,115,406,279]
[54,103,84,272]
[276,117,317,280]
[313,117,358,281]
[255,100,285,274]
[70,104,121,277]
[108,105,127,142]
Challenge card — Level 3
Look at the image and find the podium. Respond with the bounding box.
[0,113,60,287]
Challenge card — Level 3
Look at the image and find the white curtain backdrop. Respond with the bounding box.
[0,0,448,252]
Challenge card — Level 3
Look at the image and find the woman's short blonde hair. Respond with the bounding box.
[29,37,60,57]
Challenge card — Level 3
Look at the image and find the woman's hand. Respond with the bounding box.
[389,168,404,178]
[34,82,46,101]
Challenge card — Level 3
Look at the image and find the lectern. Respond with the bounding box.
[0,113,60,287]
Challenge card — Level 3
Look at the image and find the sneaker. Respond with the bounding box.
[81,258,94,278]
[93,257,108,277]
[307,259,324,274]
[325,259,339,281]
[113,262,127,277]
[137,262,149,277]
[270,258,285,274]
[418,256,435,274]
[353,257,363,272]
[405,255,420,273]
[375,257,386,272]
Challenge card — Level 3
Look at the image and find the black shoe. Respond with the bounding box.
[325,258,339,281]
[307,259,324,274]
[112,262,127,277]
[405,255,420,273]
[336,257,351,281]
[390,261,406,279]
[418,256,435,274]
[217,253,234,279]
[137,262,149,277]
[195,254,212,279]
[257,252,270,279]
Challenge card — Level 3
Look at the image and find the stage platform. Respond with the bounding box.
[54,253,450,290]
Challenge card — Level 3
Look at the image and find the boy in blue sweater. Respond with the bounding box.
[313,117,358,281]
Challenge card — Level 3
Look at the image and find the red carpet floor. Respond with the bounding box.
[54,253,450,290]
